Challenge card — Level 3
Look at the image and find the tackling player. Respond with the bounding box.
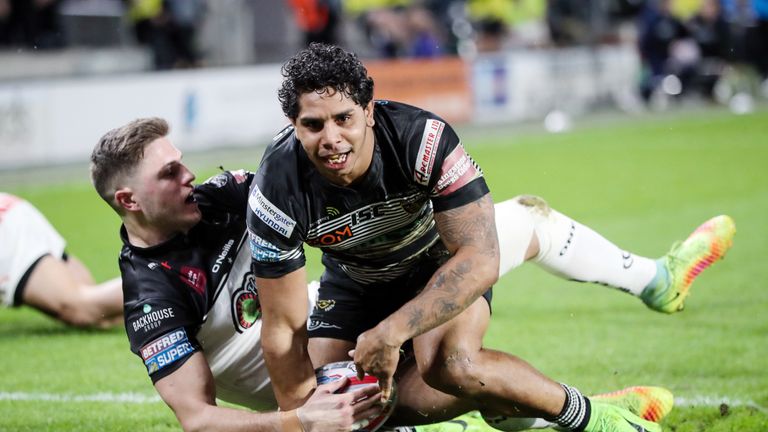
[0,192,122,327]
[90,118,383,432]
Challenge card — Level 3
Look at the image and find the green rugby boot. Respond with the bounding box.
[417,411,494,432]
[641,215,736,313]
[590,386,674,423]
[585,402,661,432]
[381,411,495,432]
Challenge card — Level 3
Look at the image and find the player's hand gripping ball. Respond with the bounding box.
[315,361,397,432]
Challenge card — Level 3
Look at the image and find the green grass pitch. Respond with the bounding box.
[2,108,767,431]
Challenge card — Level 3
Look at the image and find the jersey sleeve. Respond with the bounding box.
[407,113,489,212]
[123,278,203,384]
[246,140,306,278]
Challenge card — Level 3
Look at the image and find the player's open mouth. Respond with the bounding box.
[324,151,350,168]
[185,192,196,204]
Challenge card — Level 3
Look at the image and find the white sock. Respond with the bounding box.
[530,204,657,296]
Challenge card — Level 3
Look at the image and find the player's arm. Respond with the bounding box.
[419,192,499,327]
[354,194,499,398]
[256,266,316,410]
[155,351,381,432]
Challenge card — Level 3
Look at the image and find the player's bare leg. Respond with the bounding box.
[412,297,566,422]
[309,337,356,367]
[400,297,660,432]
[64,255,96,285]
[22,255,123,327]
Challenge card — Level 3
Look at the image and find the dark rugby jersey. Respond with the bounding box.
[247,100,489,284]
[119,170,275,408]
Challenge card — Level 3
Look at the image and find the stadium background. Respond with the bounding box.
[1,0,767,430]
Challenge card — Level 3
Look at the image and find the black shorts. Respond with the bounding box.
[308,253,493,341]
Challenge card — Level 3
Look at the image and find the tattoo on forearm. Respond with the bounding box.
[403,195,499,335]
[435,195,499,258]
[407,307,424,332]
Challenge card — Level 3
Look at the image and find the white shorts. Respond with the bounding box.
[0,193,66,307]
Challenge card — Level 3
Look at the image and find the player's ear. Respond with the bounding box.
[364,101,375,128]
[114,188,138,212]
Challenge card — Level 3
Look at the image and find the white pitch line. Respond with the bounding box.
[675,396,768,414]
[0,392,766,414]
[0,392,162,404]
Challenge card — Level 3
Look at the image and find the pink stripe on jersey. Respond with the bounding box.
[432,145,481,196]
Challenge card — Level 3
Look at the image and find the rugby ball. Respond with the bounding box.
[315,361,397,432]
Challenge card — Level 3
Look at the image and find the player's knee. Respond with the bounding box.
[420,349,484,398]
[512,194,551,217]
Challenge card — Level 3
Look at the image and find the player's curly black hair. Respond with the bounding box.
[278,43,374,120]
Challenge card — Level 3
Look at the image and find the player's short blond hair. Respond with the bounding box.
[90,117,169,214]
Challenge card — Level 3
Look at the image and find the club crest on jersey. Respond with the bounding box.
[231,271,260,333]
[204,173,229,188]
[315,299,335,312]
[414,119,444,186]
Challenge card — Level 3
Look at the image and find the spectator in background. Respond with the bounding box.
[546,0,591,46]
[0,0,64,49]
[467,0,547,51]
[360,3,446,58]
[163,0,205,68]
[344,0,407,57]
[404,4,445,57]
[0,0,10,45]
[287,0,342,46]
[687,0,732,98]
[126,0,166,67]
[466,0,509,52]
[637,0,691,101]
[126,0,204,70]
[688,0,732,60]
[752,0,768,79]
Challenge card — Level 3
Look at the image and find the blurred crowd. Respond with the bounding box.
[636,0,768,102]
[1,0,766,100]
[0,0,205,69]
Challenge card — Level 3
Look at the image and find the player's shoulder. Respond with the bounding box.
[118,230,187,301]
[374,99,450,143]
[260,124,302,165]
[119,245,171,294]
[252,125,306,197]
[374,100,456,185]
[374,100,434,129]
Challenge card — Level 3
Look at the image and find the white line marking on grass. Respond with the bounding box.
[0,392,162,404]
[2,392,766,414]
[675,396,768,414]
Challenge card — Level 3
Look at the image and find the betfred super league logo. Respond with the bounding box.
[231,271,261,333]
